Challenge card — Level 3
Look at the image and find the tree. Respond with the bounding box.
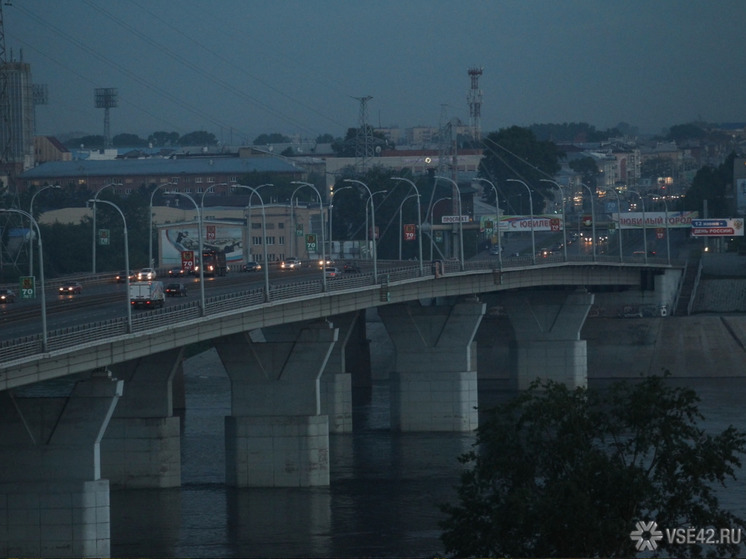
[253,132,291,145]
[147,131,180,147]
[63,135,105,150]
[479,126,564,212]
[569,156,600,188]
[683,152,737,218]
[439,376,746,558]
[112,133,148,147]
[177,130,218,146]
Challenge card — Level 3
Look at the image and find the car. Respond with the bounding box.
[242,261,262,272]
[318,258,335,269]
[58,281,82,295]
[0,288,16,303]
[137,268,157,281]
[489,245,501,255]
[281,257,301,270]
[343,262,361,273]
[168,266,186,278]
[116,270,135,283]
[325,266,341,278]
[539,248,551,258]
[165,283,188,297]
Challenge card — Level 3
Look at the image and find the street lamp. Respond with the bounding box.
[329,185,353,260]
[28,183,60,278]
[169,192,206,315]
[391,177,424,276]
[290,181,327,292]
[243,183,272,267]
[397,193,418,260]
[364,191,387,263]
[474,177,502,267]
[344,178,379,282]
[233,184,272,301]
[507,178,536,264]
[434,176,465,271]
[85,199,132,333]
[629,189,648,263]
[1,209,48,350]
[149,181,175,269]
[91,182,121,274]
[659,195,671,264]
[539,179,568,262]
[604,186,624,263]
[581,183,597,262]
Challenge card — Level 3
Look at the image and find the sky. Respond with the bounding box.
[7,0,746,144]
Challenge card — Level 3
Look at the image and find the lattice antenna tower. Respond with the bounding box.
[32,83,48,134]
[0,1,15,206]
[95,87,118,149]
[353,95,373,173]
[467,66,483,141]
[437,104,451,176]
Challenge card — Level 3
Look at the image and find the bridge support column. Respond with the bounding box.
[378,299,485,432]
[102,348,184,488]
[0,373,122,558]
[215,321,338,487]
[502,289,594,389]
[321,312,360,433]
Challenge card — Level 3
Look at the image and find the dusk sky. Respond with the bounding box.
[8,0,745,143]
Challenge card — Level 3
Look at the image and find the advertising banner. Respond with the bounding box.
[612,211,698,229]
[690,218,745,237]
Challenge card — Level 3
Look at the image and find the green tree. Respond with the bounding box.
[683,152,737,217]
[315,133,335,144]
[177,130,218,146]
[253,132,291,145]
[112,133,148,147]
[147,131,180,147]
[569,156,600,188]
[667,123,707,143]
[479,126,564,213]
[440,376,746,558]
[63,135,105,150]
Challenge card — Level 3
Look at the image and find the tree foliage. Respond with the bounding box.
[479,126,565,213]
[683,152,737,217]
[112,133,148,147]
[439,376,746,558]
[177,130,218,146]
[568,156,600,188]
[253,132,291,145]
[530,122,621,143]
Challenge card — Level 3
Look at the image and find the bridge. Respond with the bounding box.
[0,255,683,557]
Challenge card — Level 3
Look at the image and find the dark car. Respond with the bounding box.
[58,282,82,295]
[165,283,188,297]
[116,270,134,283]
[168,266,186,278]
[242,261,262,272]
[0,288,15,303]
[343,262,361,273]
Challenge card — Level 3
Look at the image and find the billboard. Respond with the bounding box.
[159,222,244,266]
[479,215,564,233]
[612,211,698,229]
[690,218,745,237]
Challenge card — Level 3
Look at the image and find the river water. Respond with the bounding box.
[109,348,746,558]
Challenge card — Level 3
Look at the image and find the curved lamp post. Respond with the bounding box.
[28,183,60,278]
[659,195,671,264]
[1,209,48,350]
[290,181,327,292]
[474,177,502,267]
[391,177,424,276]
[604,186,624,263]
[330,185,353,260]
[243,183,272,267]
[580,183,598,262]
[397,193,418,261]
[85,199,132,333]
[429,196,451,260]
[91,182,121,273]
[148,182,175,269]
[434,176,465,271]
[169,192,206,315]
[344,178,379,282]
[629,189,648,263]
[507,178,536,264]
[539,179,568,263]
[233,184,271,301]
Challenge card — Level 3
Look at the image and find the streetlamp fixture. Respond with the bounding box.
[91,182,122,274]
[507,178,536,264]
[474,177,502,267]
[659,195,671,264]
[85,199,132,333]
[580,183,597,262]
[243,183,272,267]
[539,179,568,262]
[604,186,624,263]
[169,192,207,315]
[344,178,379,282]
[329,185,353,260]
[233,184,272,301]
[1,209,48,350]
[391,177,424,276]
[28,183,60,278]
[290,181,327,292]
[629,189,648,263]
[434,176,465,271]
[148,181,175,269]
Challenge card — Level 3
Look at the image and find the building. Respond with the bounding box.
[0,60,35,178]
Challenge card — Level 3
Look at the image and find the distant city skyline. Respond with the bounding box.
[8,1,746,142]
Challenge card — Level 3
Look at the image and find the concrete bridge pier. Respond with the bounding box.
[320,311,361,433]
[0,372,122,558]
[102,348,184,488]
[501,288,595,389]
[378,299,485,432]
[214,320,338,487]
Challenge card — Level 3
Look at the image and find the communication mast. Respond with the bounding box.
[467,66,483,141]
[95,87,118,148]
[353,95,374,173]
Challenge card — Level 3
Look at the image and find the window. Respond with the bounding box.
[252,236,263,246]
[195,177,203,184]
[266,236,275,245]
[278,236,285,246]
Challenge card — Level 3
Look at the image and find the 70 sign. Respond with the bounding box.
[20,276,35,299]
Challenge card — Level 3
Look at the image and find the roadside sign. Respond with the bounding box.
[98,229,110,246]
[181,250,195,271]
[404,224,416,241]
[206,225,216,240]
[691,218,744,237]
[441,215,469,223]
[296,224,304,237]
[20,276,35,299]
[306,234,317,251]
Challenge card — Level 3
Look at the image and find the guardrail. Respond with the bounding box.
[0,256,680,365]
